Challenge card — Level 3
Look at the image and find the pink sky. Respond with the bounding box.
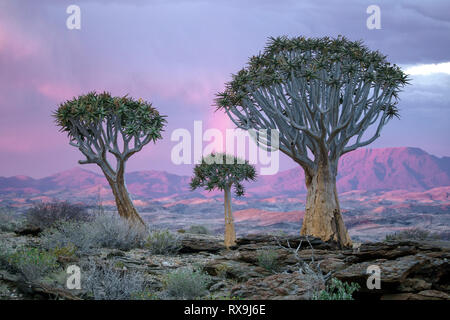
[0,0,449,178]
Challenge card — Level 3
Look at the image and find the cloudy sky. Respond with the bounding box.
[0,0,449,177]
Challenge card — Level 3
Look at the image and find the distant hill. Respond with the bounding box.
[0,147,449,203]
[249,147,450,196]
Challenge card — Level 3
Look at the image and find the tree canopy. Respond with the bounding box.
[215,35,409,175]
[54,91,166,174]
[190,153,257,197]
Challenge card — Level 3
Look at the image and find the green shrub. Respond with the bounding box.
[256,249,279,272]
[25,202,92,229]
[313,278,359,300]
[145,229,181,255]
[164,268,210,299]
[50,243,78,259]
[3,247,59,281]
[385,228,441,241]
[83,262,147,300]
[187,225,211,235]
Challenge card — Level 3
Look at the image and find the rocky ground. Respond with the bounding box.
[0,229,449,300]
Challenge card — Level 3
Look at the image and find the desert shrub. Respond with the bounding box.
[50,243,78,259]
[0,283,9,298]
[88,214,147,251]
[313,278,359,300]
[145,229,181,255]
[0,244,12,269]
[25,202,92,229]
[256,249,279,272]
[83,262,147,300]
[41,221,94,254]
[187,225,211,235]
[41,214,147,254]
[3,247,59,281]
[384,228,441,241]
[164,267,210,299]
[0,209,23,232]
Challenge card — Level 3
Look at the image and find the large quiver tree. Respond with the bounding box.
[215,36,409,247]
[54,91,166,226]
[190,153,257,248]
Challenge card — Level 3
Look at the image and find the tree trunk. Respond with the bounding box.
[300,163,352,248]
[105,174,146,227]
[223,186,236,248]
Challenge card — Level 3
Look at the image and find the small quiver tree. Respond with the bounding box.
[190,153,257,248]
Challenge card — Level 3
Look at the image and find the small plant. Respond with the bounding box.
[25,202,91,229]
[385,228,441,241]
[145,229,181,255]
[313,278,360,300]
[187,225,211,235]
[83,262,147,300]
[41,221,94,254]
[5,247,59,281]
[0,283,10,298]
[164,267,211,299]
[51,243,78,259]
[0,209,23,232]
[215,264,231,279]
[257,249,279,272]
[88,214,147,251]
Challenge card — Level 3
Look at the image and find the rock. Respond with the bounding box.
[416,290,450,300]
[380,293,419,300]
[106,250,125,258]
[381,290,450,300]
[209,280,228,292]
[179,234,225,253]
[318,257,347,274]
[203,260,270,282]
[230,272,325,300]
[236,234,333,250]
[398,278,432,292]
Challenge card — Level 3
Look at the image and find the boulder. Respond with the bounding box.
[230,272,325,300]
[179,234,225,253]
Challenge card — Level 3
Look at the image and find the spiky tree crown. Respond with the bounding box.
[216,35,409,119]
[190,153,257,197]
[54,91,166,142]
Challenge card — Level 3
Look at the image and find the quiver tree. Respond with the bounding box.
[54,91,166,226]
[190,153,257,248]
[215,36,409,247]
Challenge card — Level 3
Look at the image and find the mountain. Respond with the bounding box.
[248,147,450,196]
[0,147,449,204]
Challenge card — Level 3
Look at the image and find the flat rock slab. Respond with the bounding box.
[230,272,325,300]
[179,234,225,253]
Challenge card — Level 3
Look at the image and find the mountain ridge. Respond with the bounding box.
[1,147,449,202]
